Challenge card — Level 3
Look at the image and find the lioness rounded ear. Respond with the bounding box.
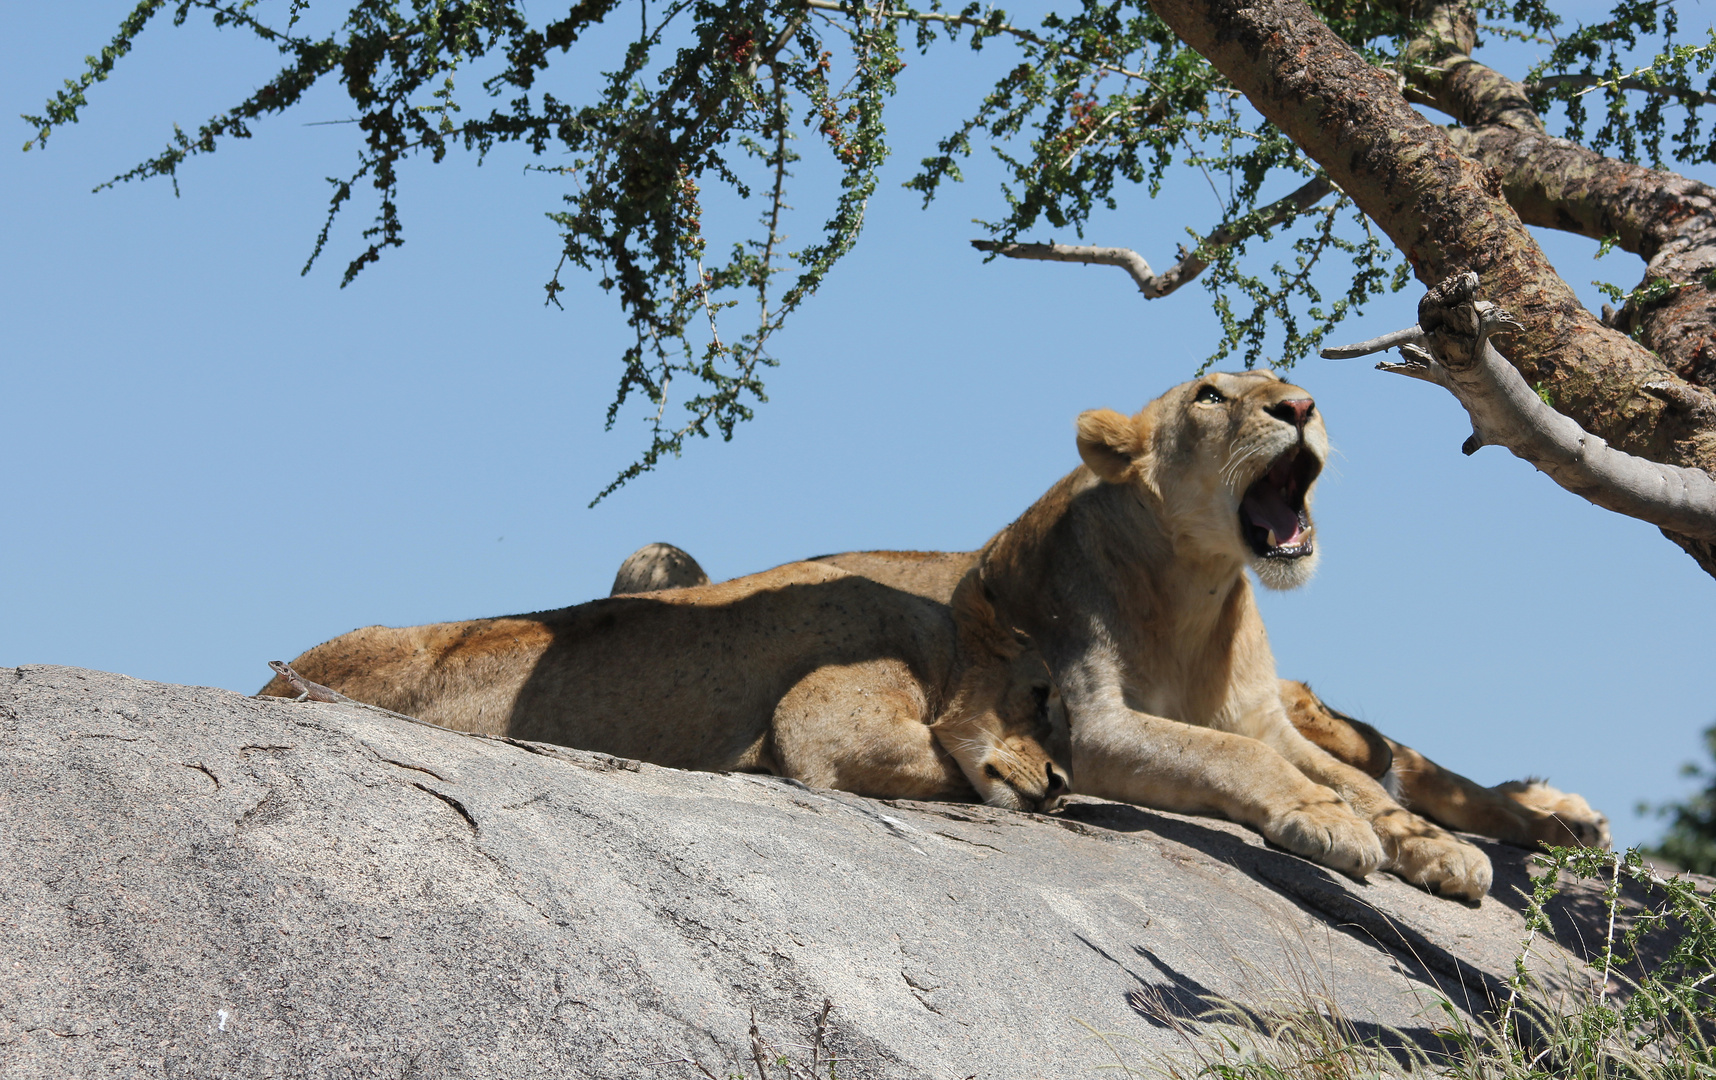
[1076,409,1143,483]
[951,568,1023,660]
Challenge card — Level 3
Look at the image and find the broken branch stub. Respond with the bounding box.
[1322,273,1716,542]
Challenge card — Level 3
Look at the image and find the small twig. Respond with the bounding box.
[1320,326,1425,359]
[1596,848,1623,1006]
[973,175,1333,299]
[264,661,441,729]
[1057,108,1126,171]
[803,0,1152,82]
[972,241,1162,292]
[1498,916,1539,1047]
[1528,72,1716,107]
[642,1057,721,1079]
[758,65,792,324]
[808,997,832,1077]
[749,1009,773,1080]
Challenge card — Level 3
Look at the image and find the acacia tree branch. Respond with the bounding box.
[1394,0,1716,467]
[802,0,1153,83]
[1447,126,1716,418]
[1326,273,1716,540]
[1144,0,1716,578]
[1400,0,1542,133]
[970,175,1333,298]
[1526,74,1716,107]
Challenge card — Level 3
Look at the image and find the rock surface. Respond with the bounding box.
[0,666,1664,1078]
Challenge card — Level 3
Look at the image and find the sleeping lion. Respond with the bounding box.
[260,562,1070,812]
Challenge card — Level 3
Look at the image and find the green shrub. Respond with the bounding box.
[1104,846,1715,1079]
[1643,723,1716,877]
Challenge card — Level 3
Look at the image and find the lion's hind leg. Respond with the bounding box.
[769,660,967,800]
[1279,680,1393,778]
[1279,681,1610,852]
[1492,780,1611,848]
[1390,743,1612,850]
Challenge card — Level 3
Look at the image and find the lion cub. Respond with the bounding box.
[260,563,1070,811]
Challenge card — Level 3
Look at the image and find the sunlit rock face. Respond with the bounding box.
[0,665,1673,1079]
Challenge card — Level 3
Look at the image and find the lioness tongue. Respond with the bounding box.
[1242,485,1303,547]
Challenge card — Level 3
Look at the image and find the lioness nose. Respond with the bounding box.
[1266,397,1315,429]
[1044,762,1068,798]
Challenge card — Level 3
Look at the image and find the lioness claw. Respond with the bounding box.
[1271,800,1386,877]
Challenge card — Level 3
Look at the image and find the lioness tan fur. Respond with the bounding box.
[625,539,1608,857]
[973,371,1497,897]
[261,562,1070,811]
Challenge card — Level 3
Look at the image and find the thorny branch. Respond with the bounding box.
[1527,74,1716,107]
[803,0,1153,82]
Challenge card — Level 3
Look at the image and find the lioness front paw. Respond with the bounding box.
[1384,827,1493,901]
[1497,780,1611,849]
[1267,795,1385,878]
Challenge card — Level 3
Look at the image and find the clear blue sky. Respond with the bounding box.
[5,2,1710,850]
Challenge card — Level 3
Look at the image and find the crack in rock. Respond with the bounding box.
[413,782,478,831]
[183,762,220,791]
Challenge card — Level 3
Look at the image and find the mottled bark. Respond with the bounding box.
[1144,0,1716,578]
[1451,125,1716,408]
[1399,0,1716,573]
[1398,0,1716,416]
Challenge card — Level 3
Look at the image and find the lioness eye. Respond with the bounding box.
[1195,385,1225,404]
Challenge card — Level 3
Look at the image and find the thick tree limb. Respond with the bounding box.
[1392,0,1716,459]
[1448,125,1716,399]
[1399,1,1716,572]
[1144,0,1716,578]
[971,175,1333,299]
[1327,274,1716,541]
[1402,1,1543,133]
[1143,0,1615,402]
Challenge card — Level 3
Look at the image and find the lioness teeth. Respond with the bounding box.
[1266,529,1279,548]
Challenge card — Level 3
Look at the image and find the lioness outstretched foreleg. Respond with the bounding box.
[1069,699,1386,877]
[1262,725,1492,900]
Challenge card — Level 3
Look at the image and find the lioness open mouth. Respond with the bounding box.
[1239,446,1320,559]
